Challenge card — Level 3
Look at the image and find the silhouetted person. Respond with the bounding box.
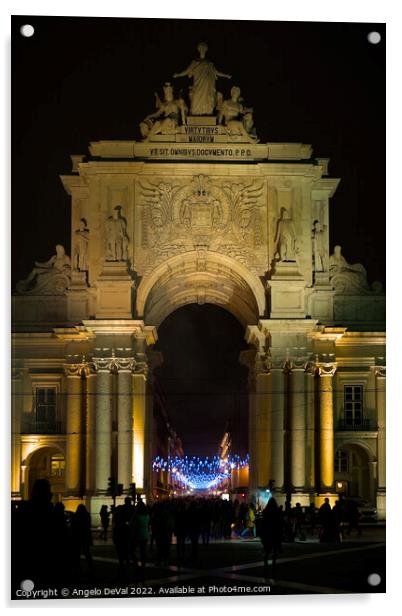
[113,497,135,575]
[71,504,93,576]
[283,499,295,542]
[99,504,110,541]
[307,502,316,535]
[260,497,282,577]
[293,503,305,540]
[130,501,150,572]
[187,500,202,563]
[332,501,343,542]
[12,479,70,588]
[345,499,362,536]
[319,498,333,542]
[201,500,212,545]
[174,500,187,561]
[153,502,174,566]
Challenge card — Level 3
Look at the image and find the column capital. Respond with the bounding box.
[306,361,318,377]
[11,367,28,380]
[316,362,337,377]
[64,362,88,377]
[374,366,386,378]
[266,356,287,372]
[92,356,136,373]
[287,357,309,372]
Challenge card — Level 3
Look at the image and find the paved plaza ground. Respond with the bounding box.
[53,525,385,598]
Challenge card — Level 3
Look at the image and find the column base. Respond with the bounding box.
[289,492,311,507]
[271,490,287,508]
[376,490,386,520]
[315,492,338,508]
[62,495,87,513]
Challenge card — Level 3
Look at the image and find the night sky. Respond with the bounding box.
[12,16,385,456]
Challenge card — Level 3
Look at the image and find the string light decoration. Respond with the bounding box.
[152,454,249,490]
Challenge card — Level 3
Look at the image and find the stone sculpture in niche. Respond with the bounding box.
[73,217,89,271]
[312,219,327,272]
[274,208,298,262]
[106,206,129,262]
[329,245,383,294]
[173,42,231,115]
[140,82,187,140]
[217,86,258,143]
[16,244,71,295]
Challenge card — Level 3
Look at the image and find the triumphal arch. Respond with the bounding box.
[12,44,386,518]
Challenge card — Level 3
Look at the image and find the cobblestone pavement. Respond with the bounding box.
[67,526,385,597]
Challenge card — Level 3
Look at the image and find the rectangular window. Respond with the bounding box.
[335,450,349,473]
[35,387,57,431]
[343,385,363,428]
[50,455,65,476]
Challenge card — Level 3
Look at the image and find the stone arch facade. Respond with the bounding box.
[11,87,386,516]
[137,250,266,327]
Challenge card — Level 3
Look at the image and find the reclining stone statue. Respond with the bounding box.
[329,245,382,294]
[16,244,71,295]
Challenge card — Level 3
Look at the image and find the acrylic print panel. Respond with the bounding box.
[11,15,385,600]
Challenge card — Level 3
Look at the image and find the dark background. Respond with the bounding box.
[12,16,385,456]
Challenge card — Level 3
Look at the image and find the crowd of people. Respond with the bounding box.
[12,479,363,586]
[105,496,255,576]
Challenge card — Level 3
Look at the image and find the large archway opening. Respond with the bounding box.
[26,446,65,502]
[152,304,250,495]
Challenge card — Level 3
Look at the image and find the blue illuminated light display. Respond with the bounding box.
[152,454,249,490]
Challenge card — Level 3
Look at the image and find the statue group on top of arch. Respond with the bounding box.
[139,42,258,143]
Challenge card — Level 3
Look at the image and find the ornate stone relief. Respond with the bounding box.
[137,174,265,274]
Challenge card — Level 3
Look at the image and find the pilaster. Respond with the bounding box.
[374,364,386,519]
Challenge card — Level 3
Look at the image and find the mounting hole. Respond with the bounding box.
[367,31,381,45]
[367,573,381,586]
[20,24,35,38]
[20,579,35,591]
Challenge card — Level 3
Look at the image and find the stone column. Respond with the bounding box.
[11,369,24,498]
[64,365,83,496]
[116,359,135,491]
[132,365,147,493]
[255,355,271,490]
[85,368,97,495]
[305,363,317,493]
[288,358,309,504]
[317,362,337,497]
[269,360,286,493]
[375,366,386,519]
[93,359,112,494]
